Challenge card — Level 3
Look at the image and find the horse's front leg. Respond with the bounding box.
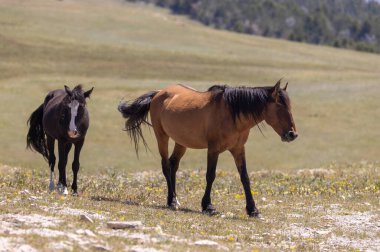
[46,135,56,192]
[201,150,219,215]
[57,141,72,195]
[71,139,84,196]
[230,146,259,217]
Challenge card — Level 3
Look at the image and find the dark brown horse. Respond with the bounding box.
[27,85,93,195]
[118,80,297,216]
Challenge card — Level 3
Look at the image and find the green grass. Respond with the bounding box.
[0,0,380,175]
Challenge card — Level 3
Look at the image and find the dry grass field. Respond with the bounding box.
[0,0,379,251]
[0,163,379,251]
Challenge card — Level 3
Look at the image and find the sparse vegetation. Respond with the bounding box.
[0,162,379,251]
[0,0,379,250]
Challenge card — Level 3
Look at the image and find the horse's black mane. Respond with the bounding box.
[209,84,289,124]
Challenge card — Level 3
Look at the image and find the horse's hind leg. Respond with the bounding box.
[71,139,84,196]
[154,131,175,208]
[201,149,219,215]
[57,141,72,195]
[169,143,186,209]
[47,135,56,192]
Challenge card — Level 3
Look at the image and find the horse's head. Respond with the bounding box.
[263,80,298,142]
[61,85,94,139]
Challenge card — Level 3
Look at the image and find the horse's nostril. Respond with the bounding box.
[68,130,79,138]
[290,131,298,139]
[287,131,298,140]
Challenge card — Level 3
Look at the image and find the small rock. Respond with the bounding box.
[80,214,94,223]
[261,197,267,202]
[107,221,143,229]
[154,225,163,234]
[92,245,111,251]
[16,244,38,252]
[20,190,31,195]
[76,229,96,237]
[194,239,219,247]
[48,241,72,251]
[129,246,164,252]
[316,230,330,235]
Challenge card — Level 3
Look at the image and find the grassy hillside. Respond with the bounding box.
[0,0,380,174]
[129,0,380,53]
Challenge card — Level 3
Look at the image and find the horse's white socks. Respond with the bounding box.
[175,197,181,206]
[62,187,68,195]
[68,100,79,132]
[57,182,68,195]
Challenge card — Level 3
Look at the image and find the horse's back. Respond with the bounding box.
[150,84,227,149]
[42,89,66,138]
[154,84,212,106]
[44,89,66,108]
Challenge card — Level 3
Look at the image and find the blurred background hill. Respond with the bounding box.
[129,0,380,53]
[0,0,379,174]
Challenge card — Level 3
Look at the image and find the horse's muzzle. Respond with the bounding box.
[282,131,298,142]
[68,130,80,139]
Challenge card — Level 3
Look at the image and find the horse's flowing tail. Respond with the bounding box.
[26,104,49,161]
[118,91,159,155]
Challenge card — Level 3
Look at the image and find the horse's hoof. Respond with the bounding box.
[247,208,260,218]
[72,192,79,197]
[168,201,180,210]
[57,183,68,195]
[202,204,218,216]
[49,183,55,193]
[167,197,181,210]
[57,183,63,192]
[168,203,179,210]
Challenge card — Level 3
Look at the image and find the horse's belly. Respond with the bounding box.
[170,132,208,149]
[161,114,209,149]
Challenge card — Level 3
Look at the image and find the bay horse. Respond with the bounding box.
[118,80,297,217]
[27,85,93,195]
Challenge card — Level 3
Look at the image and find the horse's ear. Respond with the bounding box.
[84,87,94,99]
[64,85,73,96]
[271,79,281,102]
[283,82,288,91]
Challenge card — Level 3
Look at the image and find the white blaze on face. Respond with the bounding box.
[68,100,79,132]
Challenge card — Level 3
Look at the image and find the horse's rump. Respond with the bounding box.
[26,104,49,161]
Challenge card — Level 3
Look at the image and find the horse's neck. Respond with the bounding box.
[235,114,264,131]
